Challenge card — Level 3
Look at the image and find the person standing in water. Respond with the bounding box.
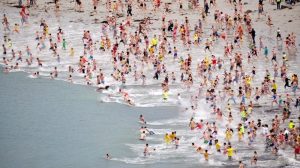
[139,114,146,124]
[251,151,258,165]
[143,143,155,157]
[143,144,149,157]
[227,145,236,160]
[175,137,180,149]
[140,131,146,140]
[203,149,211,161]
[239,161,245,168]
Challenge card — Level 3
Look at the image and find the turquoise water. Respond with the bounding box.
[0,70,183,168]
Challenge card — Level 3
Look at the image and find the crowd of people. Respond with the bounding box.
[1,0,300,167]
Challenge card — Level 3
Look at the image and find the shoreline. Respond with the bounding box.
[1,0,300,167]
[1,67,299,168]
[0,70,182,168]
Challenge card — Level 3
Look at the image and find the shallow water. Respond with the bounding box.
[0,70,185,168]
[1,70,300,168]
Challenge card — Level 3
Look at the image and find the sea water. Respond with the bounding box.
[1,70,300,168]
[0,70,187,168]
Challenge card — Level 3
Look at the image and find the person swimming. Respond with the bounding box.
[105,153,111,160]
[96,85,110,92]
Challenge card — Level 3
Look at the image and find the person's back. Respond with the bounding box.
[227,147,234,158]
[239,161,245,168]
